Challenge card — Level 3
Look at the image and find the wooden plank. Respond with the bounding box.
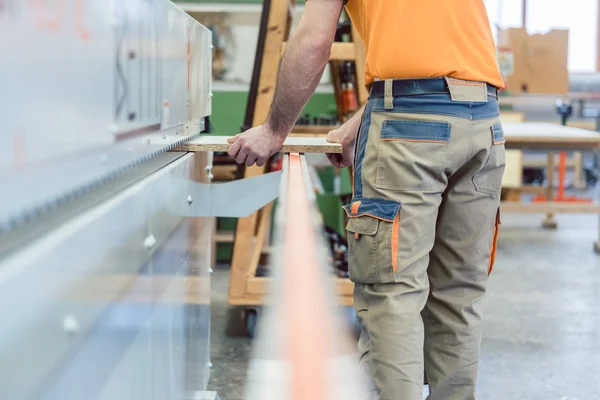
[330,42,356,60]
[214,232,234,242]
[212,165,237,181]
[247,202,273,278]
[281,41,356,61]
[176,135,342,154]
[503,122,600,150]
[501,202,600,214]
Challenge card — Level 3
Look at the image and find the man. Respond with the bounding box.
[228,1,505,399]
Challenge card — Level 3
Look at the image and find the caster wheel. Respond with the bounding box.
[244,308,258,339]
[542,217,558,230]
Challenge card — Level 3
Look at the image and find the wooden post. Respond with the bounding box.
[229,0,293,299]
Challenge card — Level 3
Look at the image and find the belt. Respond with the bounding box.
[369,78,498,99]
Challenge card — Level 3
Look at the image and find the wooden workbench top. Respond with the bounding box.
[503,122,600,150]
[175,135,343,154]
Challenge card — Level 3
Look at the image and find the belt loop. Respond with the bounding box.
[384,79,394,110]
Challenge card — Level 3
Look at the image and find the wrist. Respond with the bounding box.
[265,120,289,142]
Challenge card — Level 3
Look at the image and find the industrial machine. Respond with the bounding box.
[0,1,217,398]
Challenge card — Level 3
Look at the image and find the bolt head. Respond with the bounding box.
[62,314,80,335]
[208,173,214,181]
[208,268,214,274]
[207,362,213,368]
[143,234,157,250]
[187,195,193,205]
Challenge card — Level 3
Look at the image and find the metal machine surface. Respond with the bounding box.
[0,0,212,232]
[0,153,212,400]
[0,1,216,398]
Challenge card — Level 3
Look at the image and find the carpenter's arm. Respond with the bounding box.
[266,0,344,138]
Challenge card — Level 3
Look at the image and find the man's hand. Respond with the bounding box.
[227,124,285,167]
[326,126,356,168]
[325,104,365,168]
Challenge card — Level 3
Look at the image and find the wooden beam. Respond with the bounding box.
[501,202,600,214]
[229,0,292,300]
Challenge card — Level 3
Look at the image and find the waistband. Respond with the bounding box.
[369,78,498,100]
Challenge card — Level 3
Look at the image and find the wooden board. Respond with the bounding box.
[175,135,343,154]
[504,122,600,150]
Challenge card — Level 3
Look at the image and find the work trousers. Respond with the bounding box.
[344,78,505,400]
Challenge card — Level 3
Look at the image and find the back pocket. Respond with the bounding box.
[375,120,451,191]
[473,123,506,196]
[343,197,401,284]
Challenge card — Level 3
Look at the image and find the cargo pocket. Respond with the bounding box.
[375,119,451,191]
[473,123,506,196]
[488,208,501,275]
[343,198,401,284]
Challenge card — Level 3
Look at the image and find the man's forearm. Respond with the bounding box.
[265,0,343,138]
[266,35,331,137]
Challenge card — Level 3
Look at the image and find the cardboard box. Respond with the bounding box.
[499,28,569,94]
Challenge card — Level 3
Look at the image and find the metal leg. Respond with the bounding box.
[543,152,558,230]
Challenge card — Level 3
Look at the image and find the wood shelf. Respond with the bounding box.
[214,232,234,243]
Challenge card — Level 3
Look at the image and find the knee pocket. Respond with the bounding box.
[343,198,401,284]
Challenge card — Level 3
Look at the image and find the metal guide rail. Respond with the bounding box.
[245,154,369,400]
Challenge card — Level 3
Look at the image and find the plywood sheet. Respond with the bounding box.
[176,135,343,154]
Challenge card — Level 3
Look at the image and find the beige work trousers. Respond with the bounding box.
[344,78,505,400]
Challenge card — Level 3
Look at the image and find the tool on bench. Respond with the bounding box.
[533,99,593,203]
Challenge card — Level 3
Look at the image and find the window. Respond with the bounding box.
[526,0,597,72]
[484,0,523,44]
[485,0,598,72]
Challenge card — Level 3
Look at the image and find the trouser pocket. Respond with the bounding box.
[375,119,451,191]
[473,123,506,196]
[343,198,401,283]
[488,208,501,275]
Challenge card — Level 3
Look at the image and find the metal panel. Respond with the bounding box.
[177,171,282,218]
[0,153,212,400]
[0,0,212,231]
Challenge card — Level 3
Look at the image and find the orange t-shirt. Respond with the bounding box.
[345,0,504,89]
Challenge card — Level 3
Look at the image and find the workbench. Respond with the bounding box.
[501,122,600,252]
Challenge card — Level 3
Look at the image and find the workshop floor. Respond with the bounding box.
[207,213,600,400]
